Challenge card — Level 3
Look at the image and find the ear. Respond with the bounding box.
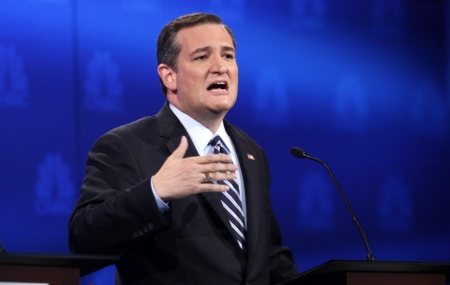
[157,64,177,92]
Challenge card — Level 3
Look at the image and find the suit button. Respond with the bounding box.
[133,232,138,238]
[138,229,143,236]
[143,226,149,232]
[148,223,154,230]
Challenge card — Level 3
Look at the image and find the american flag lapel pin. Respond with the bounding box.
[247,153,255,160]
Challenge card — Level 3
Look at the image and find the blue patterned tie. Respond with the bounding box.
[210,135,247,251]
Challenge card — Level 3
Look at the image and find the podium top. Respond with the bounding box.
[0,253,119,276]
[283,260,450,285]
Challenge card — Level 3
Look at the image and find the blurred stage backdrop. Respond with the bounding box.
[1,0,449,284]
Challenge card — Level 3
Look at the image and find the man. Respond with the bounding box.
[69,13,299,285]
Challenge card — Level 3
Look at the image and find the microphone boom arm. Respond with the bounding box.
[291,147,376,261]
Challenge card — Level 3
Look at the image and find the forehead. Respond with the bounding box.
[176,24,234,53]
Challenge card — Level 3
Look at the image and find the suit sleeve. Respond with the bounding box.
[68,132,170,254]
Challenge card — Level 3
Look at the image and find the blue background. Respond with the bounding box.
[1,0,449,284]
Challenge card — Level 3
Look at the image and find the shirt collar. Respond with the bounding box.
[169,103,230,155]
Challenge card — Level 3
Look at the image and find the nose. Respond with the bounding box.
[209,55,227,74]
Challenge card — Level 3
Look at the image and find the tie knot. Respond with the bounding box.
[210,135,229,155]
[210,134,223,147]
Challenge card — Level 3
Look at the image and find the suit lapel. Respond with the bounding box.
[156,102,198,158]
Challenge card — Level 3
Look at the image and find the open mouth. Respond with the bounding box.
[207,81,228,91]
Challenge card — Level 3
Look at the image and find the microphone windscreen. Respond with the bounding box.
[290,147,306,159]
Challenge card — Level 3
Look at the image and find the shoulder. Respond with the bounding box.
[224,120,255,141]
[224,120,265,153]
[105,102,176,138]
[108,116,157,137]
[89,116,160,153]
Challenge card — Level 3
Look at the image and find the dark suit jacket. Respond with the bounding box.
[69,103,298,285]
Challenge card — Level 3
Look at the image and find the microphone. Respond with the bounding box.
[291,147,376,261]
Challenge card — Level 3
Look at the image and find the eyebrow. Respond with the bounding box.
[222,46,236,53]
[189,45,236,57]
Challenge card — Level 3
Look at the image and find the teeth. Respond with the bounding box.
[208,81,227,91]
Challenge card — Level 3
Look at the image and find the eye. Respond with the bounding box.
[194,55,207,61]
[223,53,235,60]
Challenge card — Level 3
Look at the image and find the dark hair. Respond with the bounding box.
[156,13,236,96]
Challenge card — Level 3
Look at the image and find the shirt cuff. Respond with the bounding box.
[150,176,170,213]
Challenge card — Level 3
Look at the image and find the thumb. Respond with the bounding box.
[171,136,188,159]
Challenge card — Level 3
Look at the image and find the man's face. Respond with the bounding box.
[165,24,238,122]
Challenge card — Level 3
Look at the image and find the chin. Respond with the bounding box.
[208,104,233,114]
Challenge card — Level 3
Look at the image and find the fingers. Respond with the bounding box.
[153,136,239,201]
[202,161,238,174]
[201,171,237,184]
[195,155,238,180]
[197,153,234,164]
[197,183,230,192]
[171,137,233,166]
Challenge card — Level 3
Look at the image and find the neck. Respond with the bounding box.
[168,99,227,133]
[198,118,223,134]
[192,112,225,133]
